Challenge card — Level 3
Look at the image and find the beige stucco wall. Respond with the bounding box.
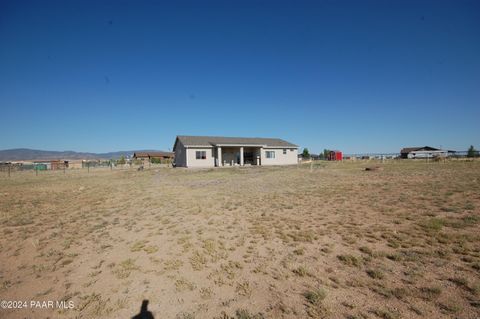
[186,147,215,167]
[177,144,298,167]
[261,148,298,166]
[174,140,187,167]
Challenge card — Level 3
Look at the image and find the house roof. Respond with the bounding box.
[400,146,441,153]
[133,151,174,158]
[174,135,298,150]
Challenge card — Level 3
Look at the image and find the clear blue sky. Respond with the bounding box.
[1,0,479,154]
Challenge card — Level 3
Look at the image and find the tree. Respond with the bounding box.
[467,145,478,158]
[323,149,331,160]
[150,157,162,164]
[302,148,310,158]
[117,155,126,165]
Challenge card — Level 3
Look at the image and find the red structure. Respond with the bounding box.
[327,150,343,161]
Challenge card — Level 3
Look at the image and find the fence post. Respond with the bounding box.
[36,166,38,176]
[8,164,11,177]
[87,162,90,173]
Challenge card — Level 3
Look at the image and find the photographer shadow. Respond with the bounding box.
[131,300,154,319]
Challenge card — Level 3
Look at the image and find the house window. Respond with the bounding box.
[290,149,294,151]
[196,151,206,159]
[266,151,275,159]
[283,149,287,154]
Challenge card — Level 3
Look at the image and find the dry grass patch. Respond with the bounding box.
[337,254,362,267]
[1,161,480,318]
[112,258,139,279]
[235,281,252,297]
[175,277,196,292]
[190,251,208,271]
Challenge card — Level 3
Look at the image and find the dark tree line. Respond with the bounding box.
[467,145,478,158]
[301,148,332,160]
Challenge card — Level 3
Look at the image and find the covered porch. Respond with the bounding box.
[214,145,264,167]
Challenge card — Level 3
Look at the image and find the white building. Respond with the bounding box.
[173,135,298,168]
[400,146,449,159]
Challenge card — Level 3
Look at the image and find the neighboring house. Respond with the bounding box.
[50,160,69,170]
[133,152,174,162]
[400,146,448,159]
[173,135,298,168]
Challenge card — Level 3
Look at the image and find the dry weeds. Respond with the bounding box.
[0,160,479,318]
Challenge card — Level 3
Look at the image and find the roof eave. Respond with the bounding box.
[214,144,267,147]
[184,145,214,148]
[263,146,298,149]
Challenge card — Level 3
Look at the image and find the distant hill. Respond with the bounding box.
[0,148,168,161]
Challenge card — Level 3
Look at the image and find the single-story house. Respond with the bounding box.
[133,151,174,162]
[400,146,448,159]
[173,135,298,168]
[50,160,69,170]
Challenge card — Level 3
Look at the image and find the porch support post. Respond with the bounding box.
[240,147,244,166]
[217,147,222,167]
[259,147,263,166]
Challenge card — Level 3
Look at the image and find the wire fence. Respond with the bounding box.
[0,159,173,178]
[1,154,478,178]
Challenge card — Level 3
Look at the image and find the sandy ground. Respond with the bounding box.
[0,161,479,319]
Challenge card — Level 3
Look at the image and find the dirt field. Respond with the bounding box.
[1,161,479,319]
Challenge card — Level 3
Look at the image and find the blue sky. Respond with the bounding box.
[0,0,479,154]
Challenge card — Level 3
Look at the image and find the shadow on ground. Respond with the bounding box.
[131,300,154,319]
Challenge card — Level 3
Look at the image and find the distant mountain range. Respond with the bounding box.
[0,148,168,161]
